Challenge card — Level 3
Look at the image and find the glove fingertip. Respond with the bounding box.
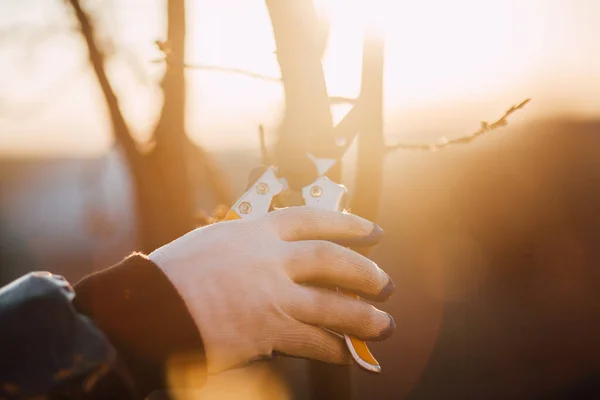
[331,224,384,247]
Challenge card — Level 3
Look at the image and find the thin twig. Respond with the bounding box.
[68,0,140,163]
[151,57,282,82]
[258,124,269,164]
[151,57,358,105]
[387,98,531,152]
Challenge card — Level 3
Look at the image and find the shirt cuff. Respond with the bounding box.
[72,252,207,396]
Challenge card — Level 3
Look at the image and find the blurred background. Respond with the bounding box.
[1,0,600,399]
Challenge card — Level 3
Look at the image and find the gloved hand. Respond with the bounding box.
[149,206,395,374]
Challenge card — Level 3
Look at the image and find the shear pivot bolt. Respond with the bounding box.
[256,183,269,194]
[310,185,322,198]
[239,202,252,214]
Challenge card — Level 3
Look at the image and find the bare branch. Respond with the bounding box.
[182,63,281,82]
[258,124,270,164]
[67,0,140,162]
[387,98,531,152]
[151,57,282,82]
[267,0,337,181]
[152,56,354,106]
[153,46,353,108]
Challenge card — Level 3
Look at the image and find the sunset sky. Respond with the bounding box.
[0,0,599,157]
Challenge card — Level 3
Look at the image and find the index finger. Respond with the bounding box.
[267,206,383,246]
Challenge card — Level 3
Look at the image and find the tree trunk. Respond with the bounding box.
[266,1,351,399]
[266,0,341,186]
[351,34,386,222]
[133,0,196,253]
[132,151,195,254]
[70,0,232,254]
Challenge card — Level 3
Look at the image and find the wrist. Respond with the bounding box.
[151,254,263,373]
[147,248,170,273]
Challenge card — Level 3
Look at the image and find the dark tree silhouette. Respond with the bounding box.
[67,0,232,254]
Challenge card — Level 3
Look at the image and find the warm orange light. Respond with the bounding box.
[1,0,597,155]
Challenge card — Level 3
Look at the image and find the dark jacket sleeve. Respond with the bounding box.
[0,270,136,399]
[72,253,207,397]
[0,253,206,399]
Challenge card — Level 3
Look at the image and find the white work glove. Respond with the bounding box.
[149,206,395,374]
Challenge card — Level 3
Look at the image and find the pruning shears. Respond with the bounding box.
[221,128,382,374]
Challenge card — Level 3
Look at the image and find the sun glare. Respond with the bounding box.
[0,0,591,155]
[181,0,551,150]
[323,0,546,102]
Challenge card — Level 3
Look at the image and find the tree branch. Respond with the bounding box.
[152,0,187,145]
[258,124,270,164]
[350,35,385,225]
[387,98,531,152]
[67,0,140,163]
[151,56,282,82]
[152,53,355,107]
